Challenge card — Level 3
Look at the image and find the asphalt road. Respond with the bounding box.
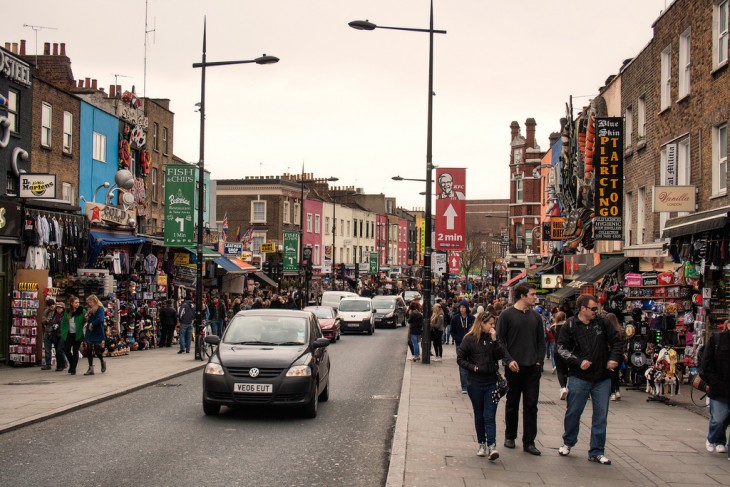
[0,325,408,487]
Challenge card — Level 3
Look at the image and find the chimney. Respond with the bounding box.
[12,42,18,54]
[3,43,9,51]
[116,84,121,96]
[84,77,91,89]
[525,118,536,148]
[548,132,560,147]
[109,85,116,98]
[60,43,66,56]
[43,42,50,55]
[20,39,26,55]
[510,121,520,141]
[92,79,97,89]
[52,43,58,56]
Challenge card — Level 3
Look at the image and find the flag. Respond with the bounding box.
[236,226,241,243]
[222,212,229,242]
[241,226,253,248]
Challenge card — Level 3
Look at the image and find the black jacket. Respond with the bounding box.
[557,316,623,382]
[159,306,177,328]
[496,306,545,367]
[408,310,423,335]
[701,331,730,402]
[457,333,506,386]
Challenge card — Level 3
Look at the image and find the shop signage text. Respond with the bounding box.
[0,197,21,238]
[594,118,624,240]
[223,242,243,256]
[164,164,196,246]
[434,167,466,251]
[85,202,135,227]
[283,231,299,273]
[0,49,31,86]
[652,185,696,212]
[20,174,56,198]
[369,251,379,274]
[665,143,677,186]
[259,242,276,253]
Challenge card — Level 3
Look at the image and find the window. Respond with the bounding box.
[353,219,358,237]
[660,46,672,110]
[62,111,73,154]
[679,28,691,97]
[340,219,344,236]
[7,172,18,195]
[325,216,330,235]
[637,187,646,245]
[314,245,320,265]
[714,0,729,68]
[713,124,728,195]
[151,168,158,202]
[41,102,52,147]
[638,96,646,138]
[92,132,106,162]
[307,213,313,232]
[61,182,75,205]
[315,214,321,233]
[514,223,523,251]
[283,201,291,224]
[346,220,350,237]
[251,200,266,223]
[252,236,265,254]
[162,127,169,154]
[293,203,300,224]
[625,107,633,147]
[7,90,18,133]
[625,192,633,246]
[152,123,159,151]
[515,177,523,202]
[678,137,691,185]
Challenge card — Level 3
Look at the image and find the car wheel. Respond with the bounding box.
[318,378,330,402]
[330,336,336,343]
[336,332,340,341]
[367,325,373,335]
[203,397,220,416]
[302,385,318,418]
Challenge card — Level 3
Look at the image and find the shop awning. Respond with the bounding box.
[527,260,560,278]
[181,246,221,260]
[501,271,526,288]
[214,256,257,274]
[251,271,277,287]
[623,242,669,258]
[662,205,730,238]
[546,285,579,304]
[88,231,147,265]
[546,257,628,304]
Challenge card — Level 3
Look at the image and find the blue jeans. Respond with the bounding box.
[44,333,65,368]
[547,342,556,368]
[467,383,498,445]
[562,376,611,457]
[179,324,193,352]
[443,324,451,343]
[211,319,224,337]
[410,334,420,357]
[708,399,730,456]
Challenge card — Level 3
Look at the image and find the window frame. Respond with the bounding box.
[151,167,159,202]
[660,45,672,111]
[41,102,52,147]
[92,132,106,162]
[515,176,523,203]
[7,90,18,133]
[62,111,73,154]
[625,106,633,148]
[251,200,267,223]
[61,182,75,205]
[714,124,728,196]
[715,0,729,69]
[637,187,646,245]
[625,192,633,247]
[162,126,169,154]
[315,214,321,234]
[679,27,691,98]
[283,201,291,224]
[638,95,646,138]
[293,202,300,225]
[306,213,313,233]
[152,122,159,152]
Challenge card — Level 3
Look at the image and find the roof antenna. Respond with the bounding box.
[143,0,157,111]
[22,23,58,67]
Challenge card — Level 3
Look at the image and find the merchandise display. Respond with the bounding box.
[9,283,40,365]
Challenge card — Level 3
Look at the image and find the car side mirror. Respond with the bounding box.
[313,337,330,348]
[205,335,221,345]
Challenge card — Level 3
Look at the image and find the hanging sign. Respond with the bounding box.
[223,242,243,256]
[652,185,696,212]
[164,164,196,246]
[594,118,623,241]
[369,251,379,275]
[283,230,299,273]
[434,167,466,251]
[20,174,56,198]
[665,143,677,186]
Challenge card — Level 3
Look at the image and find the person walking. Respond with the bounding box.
[210,296,227,337]
[556,294,623,465]
[451,300,475,393]
[177,297,195,354]
[83,295,107,375]
[700,319,730,456]
[496,283,544,455]
[407,302,424,362]
[430,303,445,361]
[550,311,569,400]
[457,312,505,461]
[159,300,177,348]
[605,313,625,401]
[61,296,84,375]
[45,301,67,371]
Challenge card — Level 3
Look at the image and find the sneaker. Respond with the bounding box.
[558,444,571,456]
[560,387,569,400]
[707,440,716,452]
[610,393,616,401]
[588,455,612,465]
[716,444,727,453]
[552,367,556,375]
[477,443,487,457]
[461,390,468,395]
[488,445,500,461]
[615,392,621,400]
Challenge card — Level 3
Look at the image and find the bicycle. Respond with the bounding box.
[195,320,217,361]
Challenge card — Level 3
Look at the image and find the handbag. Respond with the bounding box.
[492,372,509,404]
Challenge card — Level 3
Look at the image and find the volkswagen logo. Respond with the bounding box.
[249,368,260,378]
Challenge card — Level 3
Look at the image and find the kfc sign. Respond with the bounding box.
[434,168,466,251]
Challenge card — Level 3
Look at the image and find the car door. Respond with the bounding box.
[311,317,328,388]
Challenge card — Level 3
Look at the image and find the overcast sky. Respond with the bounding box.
[7,0,671,209]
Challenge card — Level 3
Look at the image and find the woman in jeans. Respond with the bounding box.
[430,303,444,361]
[457,312,505,460]
[84,295,107,375]
[550,312,569,400]
[407,303,424,362]
[61,295,85,375]
[606,313,624,401]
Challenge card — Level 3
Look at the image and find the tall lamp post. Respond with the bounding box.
[192,18,278,358]
[350,1,445,365]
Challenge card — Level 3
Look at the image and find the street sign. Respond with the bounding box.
[434,167,466,251]
[163,164,196,246]
[432,251,447,273]
[369,251,379,275]
[283,231,299,273]
[259,242,276,253]
[448,252,461,275]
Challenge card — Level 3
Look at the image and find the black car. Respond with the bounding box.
[371,296,407,328]
[202,309,331,418]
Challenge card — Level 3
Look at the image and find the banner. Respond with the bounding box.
[164,164,196,246]
[594,118,623,241]
[369,251,379,275]
[283,230,299,273]
[653,185,696,212]
[434,168,466,251]
[20,174,56,198]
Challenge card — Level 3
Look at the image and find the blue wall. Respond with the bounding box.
[79,101,119,213]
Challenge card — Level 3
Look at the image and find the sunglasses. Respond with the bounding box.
[588,306,599,312]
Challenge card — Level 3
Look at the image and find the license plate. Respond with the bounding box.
[374,318,381,322]
[234,383,272,393]
[347,323,359,328]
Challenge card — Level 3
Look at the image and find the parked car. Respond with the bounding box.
[304,305,341,343]
[337,297,375,335]
[202,309,330,418]
[320,290,358,308]
[402,290,422,305]
[371,295,407,328]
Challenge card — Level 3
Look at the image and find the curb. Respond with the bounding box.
[386,352,411,487]
[0,363,205,435]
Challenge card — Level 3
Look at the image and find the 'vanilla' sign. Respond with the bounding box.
[652,185,696,212]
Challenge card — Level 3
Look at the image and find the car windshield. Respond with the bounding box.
[305,307,335,319]
[372,299,395,310]
[338,300,371,312]
[405,292,420,299]
[223,315,308,345]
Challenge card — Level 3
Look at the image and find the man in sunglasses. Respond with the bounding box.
[556,294,623,465]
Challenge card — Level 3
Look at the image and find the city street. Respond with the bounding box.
[0,327,407,487]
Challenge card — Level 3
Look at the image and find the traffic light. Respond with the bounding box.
[354,263,360,276]
[262,260,272,275]
[276,262,283,276]
[339,263,346,280]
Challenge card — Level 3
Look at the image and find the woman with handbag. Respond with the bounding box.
[457,312,506,461]
[430,303,445,361]
[61,295,85,375]
[407,301,424,362]
[83,294,107,375]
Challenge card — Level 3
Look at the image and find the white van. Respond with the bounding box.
[337,297,375,335]
[320,290,358,309]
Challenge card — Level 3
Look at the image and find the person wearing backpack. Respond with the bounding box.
[700,320,730,456]
[556,294,623,465]
[177,297,195,354]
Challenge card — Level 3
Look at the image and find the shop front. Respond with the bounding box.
[2,197,23,362]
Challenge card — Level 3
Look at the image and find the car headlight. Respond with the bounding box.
[384,312,394,318]
[286,365,312,377]
[321,323,334,330]
[204,363,224,375]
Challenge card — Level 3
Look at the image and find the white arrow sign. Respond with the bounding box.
[444,204,458,230]
[451,257,458,268]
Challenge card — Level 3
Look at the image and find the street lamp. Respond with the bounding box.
[192,17,278,359]
[351,1,445,365]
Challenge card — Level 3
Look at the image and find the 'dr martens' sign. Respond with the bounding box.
[594,118,623,241]
[0,48,31,87]
[20,174,56,198]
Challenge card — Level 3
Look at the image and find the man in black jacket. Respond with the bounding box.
[159,300,177,347]
[700,321,730,457]
[557,294,623,465]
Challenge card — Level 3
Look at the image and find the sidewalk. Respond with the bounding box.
[0,347,204,434]
[388,345,730,487]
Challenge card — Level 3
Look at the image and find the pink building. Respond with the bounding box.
[303,199,324,266]
[398,218,408,267]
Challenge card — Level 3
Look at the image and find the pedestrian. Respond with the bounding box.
[545,314,555,371]
[700,319,730,456]
[159,299,177,348]
[496,282,544,455]
[61,295,84,375]
[430,303,444,361]
[605,313,625,401]
[443,299,453,344]
[210,296,227,337]
[450,299,475,393]
[83,295,107,375]
[407,301,424,362]
[556,294,623,465]
[177,297,195,354]
[45,300,67,371]
[550,311,569,400]
[457,312,505,460]
[232,298,242,316]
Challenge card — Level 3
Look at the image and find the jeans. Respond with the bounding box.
[409,334,421,357]
[547,342,556,368]
[443,324,451,343]
[467,383,498,445]
[211,319,224,337]
[179,323,193,352]
[44,333,65,368]
[431,329,443,357]
[64,333,80,373]
[708,398,730,455]
[504,365,541,446]
[562,376,611,457]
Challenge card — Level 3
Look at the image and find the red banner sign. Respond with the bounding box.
[435,168,466,251]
